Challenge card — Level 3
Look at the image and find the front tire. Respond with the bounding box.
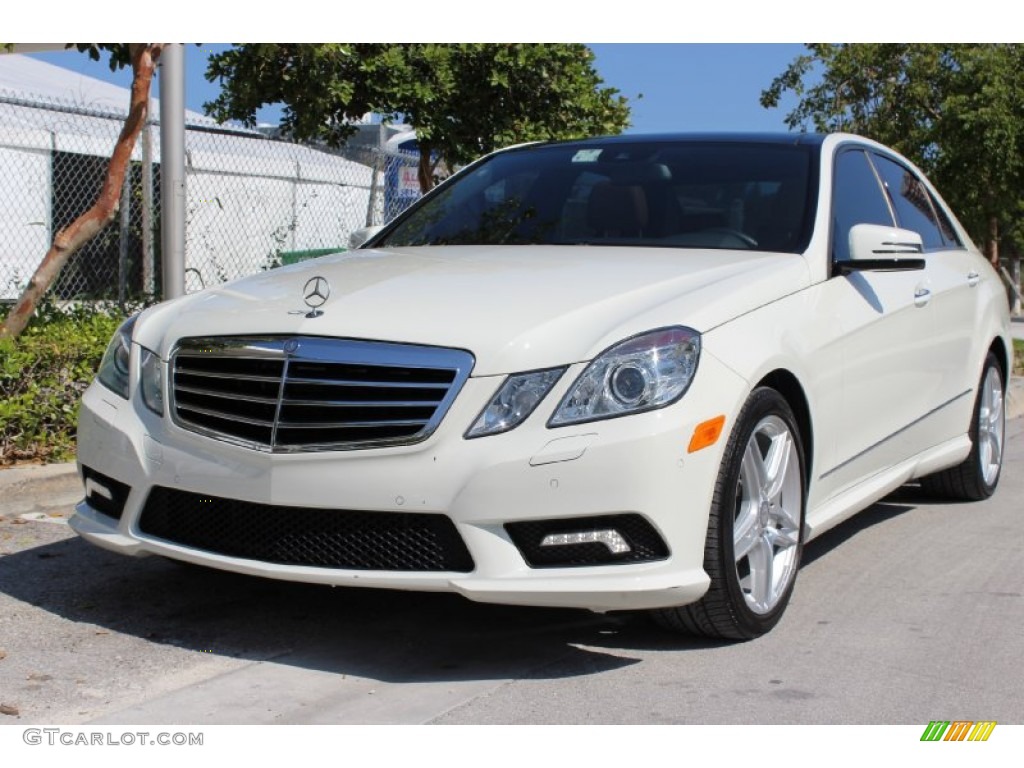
[653,388,806,640]
[921,351,1005,501]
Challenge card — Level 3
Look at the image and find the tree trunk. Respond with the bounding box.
[986,215,1000,267]
[0,44,164,340]
[416,141,435,194]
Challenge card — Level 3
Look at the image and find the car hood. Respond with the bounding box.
[137,246,810,375]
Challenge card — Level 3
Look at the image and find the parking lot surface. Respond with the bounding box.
[1,418,1023,725]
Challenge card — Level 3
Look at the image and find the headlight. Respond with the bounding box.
[139,348,164,416]
[549,327,700,427]
[96,315,138,399]
[466,367,565,438]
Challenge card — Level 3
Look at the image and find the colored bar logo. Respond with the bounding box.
[921,721,997,741]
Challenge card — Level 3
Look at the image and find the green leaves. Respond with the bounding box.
[0,305,124,465]
[204,44,631,192]
[762,44,1024,259]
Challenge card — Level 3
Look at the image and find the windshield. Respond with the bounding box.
[378,140,817,253]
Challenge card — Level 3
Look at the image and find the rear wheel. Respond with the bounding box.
[653,388,805,640]
[921,352,1004,500]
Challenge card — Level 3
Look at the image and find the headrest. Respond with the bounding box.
[587,184,649,234]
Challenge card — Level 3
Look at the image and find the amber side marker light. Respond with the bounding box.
[688,415,726,453]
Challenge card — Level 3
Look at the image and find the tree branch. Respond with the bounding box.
[1,44,164,339]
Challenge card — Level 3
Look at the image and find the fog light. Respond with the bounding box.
[506,514,667,567]
[540,529,632,554]
[84,477,113,501]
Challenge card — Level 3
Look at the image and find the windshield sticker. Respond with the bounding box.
[571,149,603,163]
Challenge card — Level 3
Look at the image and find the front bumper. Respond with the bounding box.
[70,353,747,612]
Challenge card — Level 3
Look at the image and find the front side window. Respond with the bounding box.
[831,149,895,261]
[378,141,817,254]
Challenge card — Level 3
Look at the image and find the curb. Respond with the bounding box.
[0,461,77,489]
[3,377,1024,513]
[0,462,79,519]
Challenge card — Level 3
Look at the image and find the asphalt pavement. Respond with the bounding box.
[1,394,1023,725]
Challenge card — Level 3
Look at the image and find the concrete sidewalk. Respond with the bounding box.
[3,377,1024,518]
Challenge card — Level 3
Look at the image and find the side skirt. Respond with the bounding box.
[804,434,972,542]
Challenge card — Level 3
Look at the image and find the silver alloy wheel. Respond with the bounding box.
[978,365,1004,487]
[733,415,802,615]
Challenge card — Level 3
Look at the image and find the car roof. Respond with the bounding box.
[520,133,829,150]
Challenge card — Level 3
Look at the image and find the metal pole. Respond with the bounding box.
[365,122,384,227]
[290,159,299,251]
[160,43,186,300]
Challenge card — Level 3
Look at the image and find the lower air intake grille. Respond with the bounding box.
[505,514,669,568]
[82,466,131,520]
[139,487,474,572]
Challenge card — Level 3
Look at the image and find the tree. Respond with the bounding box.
[204,44,631,193]
[0,44,164,339]
[761,44,1024,265]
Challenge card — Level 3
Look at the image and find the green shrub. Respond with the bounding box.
[1,303,126,465]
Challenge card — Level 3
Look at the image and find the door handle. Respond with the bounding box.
[914,286,932,307]
[967,271,980,287]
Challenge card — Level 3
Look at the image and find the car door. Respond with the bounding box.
[869,152,981,446]
[814,147,942,500]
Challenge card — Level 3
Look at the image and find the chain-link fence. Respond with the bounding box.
[0,90,423,302]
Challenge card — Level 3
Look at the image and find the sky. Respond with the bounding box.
[25,44,807,136]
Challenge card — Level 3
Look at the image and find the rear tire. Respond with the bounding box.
[921,352,1004,501]
[652,388,806,640]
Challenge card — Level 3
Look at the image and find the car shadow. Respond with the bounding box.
[799,481,962,568]
[0,481,943,688]
[801,500,916,568]
[844,271,885,313]
[0,532,733,689]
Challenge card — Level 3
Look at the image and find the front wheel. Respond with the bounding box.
[652,388,806,640]
[921,351,1005,500]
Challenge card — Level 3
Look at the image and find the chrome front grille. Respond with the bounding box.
[170,336,474,452]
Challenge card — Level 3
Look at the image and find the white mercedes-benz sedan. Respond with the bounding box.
[71,133,1010,639]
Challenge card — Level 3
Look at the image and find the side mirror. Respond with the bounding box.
[348,225,384,250]
[836,224,925,274]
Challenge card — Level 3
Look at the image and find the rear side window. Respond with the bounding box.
[831,149,894,261]
[870,153,948,250]
[930,193,963,247]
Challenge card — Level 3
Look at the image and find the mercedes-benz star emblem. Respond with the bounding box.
[302,276,330,318]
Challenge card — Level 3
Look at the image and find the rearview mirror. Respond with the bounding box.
[836,224,925,274]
